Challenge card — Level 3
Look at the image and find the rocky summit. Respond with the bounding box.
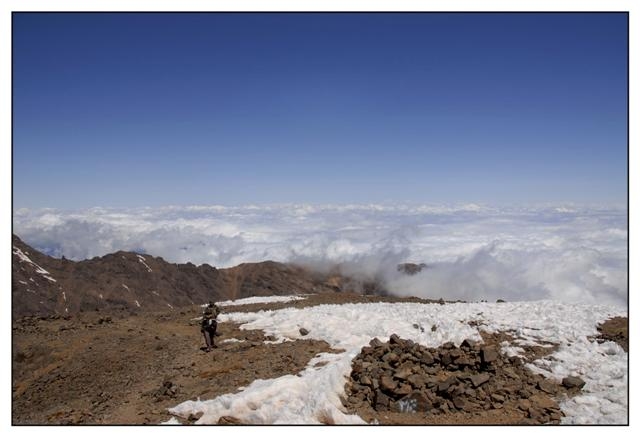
[343,334,577,424]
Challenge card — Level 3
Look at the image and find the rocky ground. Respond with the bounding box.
[12,293,628,425]
[342,332,578,424]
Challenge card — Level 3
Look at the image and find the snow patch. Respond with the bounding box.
[216,295,307,307]
[170,300,627,424]
[135,300,141,307]
[13,246,57,282]
[137,254,152,272]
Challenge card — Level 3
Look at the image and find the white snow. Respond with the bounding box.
[122,284,130,292]
[99,294,103,300]
[167,303,174,309]
[13,246,57,282]
[135,300,141,307]
[62,291,66,302]
[18,280,27,285]
[216,295,307,307]
[137,255,152,272]
[221,338,246,344]
[168,300,627,425]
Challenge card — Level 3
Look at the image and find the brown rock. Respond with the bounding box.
[382,352,399,364]
[406,374,428,388]
[469,373,490,387]
[437,376,458,392]
[360,375,372,386]
[537,380,557,394]
[562,376,586,389]
[369,338,384,348]
[490,393,505,403]
[452,396,467,410]
[218,416,242,424]
[420,351,434,365]
[481,347,499,364]
[440,352,452,366]
[518,399,532,411]
[374,390,391,411]
[393,367,413,380]
[530,394,558,410]
[379,375,397,392]
[461,339,477,349]
[394,383,413,397]
[187,412,204,422]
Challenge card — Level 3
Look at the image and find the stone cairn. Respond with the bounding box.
[344,334,582,424]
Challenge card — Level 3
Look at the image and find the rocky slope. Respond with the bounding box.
[12,234,387,318]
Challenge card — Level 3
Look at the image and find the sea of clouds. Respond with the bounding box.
[12,203,628,307]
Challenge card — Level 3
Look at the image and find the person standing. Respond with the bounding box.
[201,302,219,352]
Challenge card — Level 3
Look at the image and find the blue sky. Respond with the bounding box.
[13,13,628,208]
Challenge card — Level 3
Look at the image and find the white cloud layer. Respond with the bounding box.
[13,203,628,307]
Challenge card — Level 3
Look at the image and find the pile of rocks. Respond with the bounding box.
[344,334,579,424]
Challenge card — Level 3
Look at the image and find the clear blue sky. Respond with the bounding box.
[13,13,628,208]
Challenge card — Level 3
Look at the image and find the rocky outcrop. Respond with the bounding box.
[396,263,427,275]
[344,334,575,424]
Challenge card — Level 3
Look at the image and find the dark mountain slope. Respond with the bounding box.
[12,234,360,317]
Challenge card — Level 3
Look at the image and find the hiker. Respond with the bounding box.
[201,301,220,352]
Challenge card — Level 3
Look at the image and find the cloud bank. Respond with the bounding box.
[13,203,628,307]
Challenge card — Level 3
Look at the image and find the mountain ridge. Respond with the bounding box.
[11,234,382,318]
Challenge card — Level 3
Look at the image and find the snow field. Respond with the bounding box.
[168,299,627,424]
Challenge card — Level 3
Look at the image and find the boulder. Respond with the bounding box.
[562,376,586,390]
[374,390,391,411]
[420,351,434,365]
[393,366,413,380]
[393,383,413,397]
[481,347,499,364]
[369,338,384,348]
[382,352,399,364]
[379,375,397,392]
[461,339,477,349]
[452,396,467,410]
[437,376,458,393]
[469,373,490,387]
[529,394,558,410]
[537,380,557,394]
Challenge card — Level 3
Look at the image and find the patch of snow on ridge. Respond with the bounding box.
[169,301,627,424]
[216,295,308,307]
[137,254,152,272]
[13,246,57,282]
